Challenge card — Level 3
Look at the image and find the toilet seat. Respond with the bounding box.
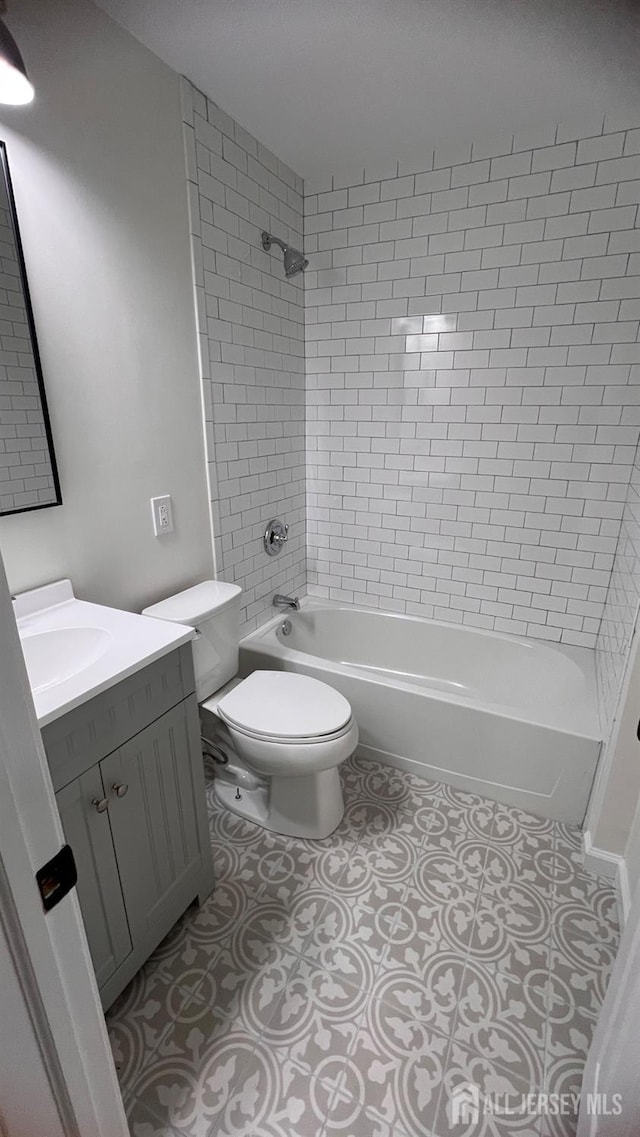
[223,715,355,746]
[216,669,352,743]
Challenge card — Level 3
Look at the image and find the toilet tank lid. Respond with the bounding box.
[142,580,242,626]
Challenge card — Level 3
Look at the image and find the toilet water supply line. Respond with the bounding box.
[201,737,229,766]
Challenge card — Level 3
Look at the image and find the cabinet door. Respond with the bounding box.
[56,768,132,989]
[101,701,205,949]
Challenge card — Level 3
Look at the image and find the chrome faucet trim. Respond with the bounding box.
[273,594,300,611]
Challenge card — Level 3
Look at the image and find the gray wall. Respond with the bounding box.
[0,0,213,611]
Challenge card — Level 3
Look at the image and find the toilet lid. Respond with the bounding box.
[217,670,352,741]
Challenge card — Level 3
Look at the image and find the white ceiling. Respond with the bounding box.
[95,0,640,181]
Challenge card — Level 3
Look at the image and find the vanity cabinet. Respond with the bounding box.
[42,645,214,1010]
[56,766,132,989]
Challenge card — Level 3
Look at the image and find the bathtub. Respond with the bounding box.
[240,599,602,825]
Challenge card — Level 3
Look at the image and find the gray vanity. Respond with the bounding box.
[42,645,213,1009]
[15,580,214,1011]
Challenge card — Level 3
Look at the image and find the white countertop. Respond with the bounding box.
[14,580,194,727]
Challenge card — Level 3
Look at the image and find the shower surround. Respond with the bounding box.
[304,117,640,659]
[181,80,306,634]
[180,90,640,736]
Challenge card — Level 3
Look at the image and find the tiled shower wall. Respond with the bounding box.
[181,80,306,633]
[304,117,640,648]
[180,86,640,722]
[596,441,640,728]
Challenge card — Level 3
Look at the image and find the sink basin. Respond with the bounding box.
[20,627,113,693]
[12,579,194,726]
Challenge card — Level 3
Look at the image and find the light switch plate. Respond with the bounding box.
[151,495,174,537]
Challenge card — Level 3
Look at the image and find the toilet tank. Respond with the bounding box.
[142,581,242,702]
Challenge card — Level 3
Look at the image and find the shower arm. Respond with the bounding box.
[261,232,287,253]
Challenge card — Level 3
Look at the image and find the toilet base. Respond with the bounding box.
[214,766,345,840]
[214,779,270,827]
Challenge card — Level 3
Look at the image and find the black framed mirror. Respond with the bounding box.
[0,142,61,515]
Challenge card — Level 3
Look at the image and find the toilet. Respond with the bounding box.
[142,581,358,839]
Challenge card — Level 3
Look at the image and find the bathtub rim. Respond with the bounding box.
[241,596,602,743]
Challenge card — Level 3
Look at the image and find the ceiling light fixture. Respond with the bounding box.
[0,2,33,105]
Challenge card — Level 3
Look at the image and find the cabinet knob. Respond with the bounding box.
[112,783,129,798]
[92,797,109,813]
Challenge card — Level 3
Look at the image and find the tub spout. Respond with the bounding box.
[273,593,300,611]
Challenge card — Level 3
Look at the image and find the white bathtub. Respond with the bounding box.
[240,599,602,825]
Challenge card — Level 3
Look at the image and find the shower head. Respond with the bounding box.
[283,245,309,277]
[261,230,309,278]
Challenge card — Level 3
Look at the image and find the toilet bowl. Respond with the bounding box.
[202,670,358,838]
[142,583,358,839]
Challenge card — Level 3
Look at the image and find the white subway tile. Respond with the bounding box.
[532,142,577,172]
[508,172,552,199]
[550,163,597,192]
[491,151,532,180]
[570,184,617,212]
[577,133,626,164]
[298,114,640,650]
[588,205,638,232]
[380,175,416,201]
[596,155,640,184]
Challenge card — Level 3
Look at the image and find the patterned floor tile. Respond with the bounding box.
[412,794,489,845]
[400,879,478,957]
[550,846,584,889]
[107,755,620,1137]
[192,877,264,948]
[215,1050,334,1137]
[541,1049,585,1137]
[239,839,327,904]
[321,1093,405,1137]
[128,1015,259,1136]
[144,904,226,991]
[438,786,496,840]
[190,941,299,1035]
[343,997,449,1136]
[343,757,424,812]
[539,1118,579,1137]
[258,959,367,1080]
[372,950,465,1036]
[413,836,491,892]
[126,1096,183,1136]
[330,843,417,892]
[305,879,411,976]
[468,894,551,985]
[290,807,362,854]
[482,847,557,905]
[453,961,547,1088]
[492,806,556,858]
[553,823,583,857]
[547,934,616,1018]
[481,877,554,921]
[434,1038,541,1137]
[550,900,622,1018]
[209,805,278,852]
[379,919,463,993]
[106,963,190,1101]
[342,798,421,845]
[552,874,619,935]
[544,1000,597,1085]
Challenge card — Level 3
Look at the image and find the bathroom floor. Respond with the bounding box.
[107,756,619,1137]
